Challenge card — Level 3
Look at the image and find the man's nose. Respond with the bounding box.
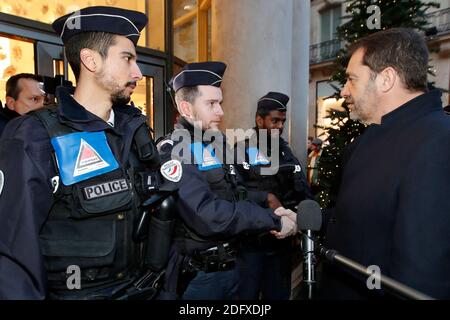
[216,104,224,117]
[131,63,143,81]
[341,82,349,98]
[276,122,284,130]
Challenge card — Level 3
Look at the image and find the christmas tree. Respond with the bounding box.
[316,0,439,208]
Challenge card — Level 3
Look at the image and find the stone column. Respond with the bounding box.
[289,0,311,168]
[212,0,310,166]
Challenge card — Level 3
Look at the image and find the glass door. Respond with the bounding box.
[0,35,36,104]
[134,62,165,139]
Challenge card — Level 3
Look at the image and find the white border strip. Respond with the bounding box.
[60,13,140,39]
[172,69,222,87]
[258,98,286,109]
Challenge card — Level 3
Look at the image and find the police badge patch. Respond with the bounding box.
[51,131,119,186]
[161,160,182,182]
[0,170,4,196]
[247,147,271,166]
[191,142,222,171]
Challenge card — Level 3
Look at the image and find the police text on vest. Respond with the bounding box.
[83,179,129,200]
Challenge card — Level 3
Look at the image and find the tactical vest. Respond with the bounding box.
[33,108,165,299]
[239,140,304,211]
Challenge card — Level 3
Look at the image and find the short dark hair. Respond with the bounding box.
[65,32,117,80]
[256,107,286,119]
[348,28,428,92]
[255,108,286,127]
[256,108,271,119]
[175,86,202,107]
[6,73,43,100]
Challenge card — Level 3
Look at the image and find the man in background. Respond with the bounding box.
[0,73,45,136]
[235,91,313,299]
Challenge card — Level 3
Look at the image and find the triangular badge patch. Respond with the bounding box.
[202,147,220,167]
[73,139,110,177]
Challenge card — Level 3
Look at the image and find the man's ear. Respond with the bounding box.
[5,96,15,110]
[79,48,99,73]
[377,67,397,93]
[179,100,193,119]
[256,115,265,128]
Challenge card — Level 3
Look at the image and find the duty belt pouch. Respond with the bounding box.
[144,195,177,271]
[71,168,133,219]
[235,186,248,201]
[134,123,160,165]
[41,217,118,287]
[136,171,162,198]
[193,244,236,273]
[145,217,175,271]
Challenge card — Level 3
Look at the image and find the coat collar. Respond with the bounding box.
[0,106,20,121]
[55,86,143,133]
[380,90,443,126]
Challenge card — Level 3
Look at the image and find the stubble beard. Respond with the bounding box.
[96,70,132,106]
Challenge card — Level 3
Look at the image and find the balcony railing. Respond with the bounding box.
[310,7,450,64]
[425,7,450,36]
[309,39,341,65]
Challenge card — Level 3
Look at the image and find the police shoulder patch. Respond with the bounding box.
[160,160,183,183]
[0,170,4,196]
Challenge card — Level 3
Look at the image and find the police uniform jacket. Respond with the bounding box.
[235,129,313,251]
[157,117,282,296]
[0,107,19,137]
[236,128,313,210]
[0,87,156,299]
[322,90,450,299]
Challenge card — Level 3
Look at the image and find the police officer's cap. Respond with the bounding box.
[170,61,227,92]
[52,6,148,46]
[257,92,289,112]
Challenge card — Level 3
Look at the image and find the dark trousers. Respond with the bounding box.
[236,249,292,300]
[182,269,239,300]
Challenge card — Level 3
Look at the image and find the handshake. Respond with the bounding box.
[270,207,297,240]
[267,193,297,239]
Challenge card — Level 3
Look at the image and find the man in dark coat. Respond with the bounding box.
[321,28,450,299]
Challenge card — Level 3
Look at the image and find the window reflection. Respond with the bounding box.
[132,76,154,130]
[173,0,197,62]
[174,18,197,63]
[173,0,197,19]
[0,0,165,51]
[172,0,212,63]
[0,36,35,104]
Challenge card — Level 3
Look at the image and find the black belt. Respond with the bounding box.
[189,243,236,273]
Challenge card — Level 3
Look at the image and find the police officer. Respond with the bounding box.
[235,92,313,300]
[0,7,169,299]
[157,62,298,300]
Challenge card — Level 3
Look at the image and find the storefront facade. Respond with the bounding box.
[0,0,215,138]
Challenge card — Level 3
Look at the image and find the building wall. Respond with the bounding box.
[431,39,450,105]
[310,0,345,46]
[308,0,450,139]
[212,0,294,131]
[211,0,311,165]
